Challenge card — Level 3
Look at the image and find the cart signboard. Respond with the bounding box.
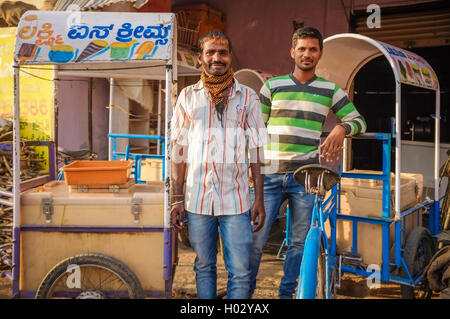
[14,11,174,64]
[380,41,438,90]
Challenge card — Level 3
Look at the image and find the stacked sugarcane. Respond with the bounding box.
[0,118,47,254]
[0,118,48,189]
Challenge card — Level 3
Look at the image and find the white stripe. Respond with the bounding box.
[264,149,319,161]
[332,88,347,105]
[267,125,321,139]
[260,84,271,100]
[355,118,367,133]
[272,99,330,115]
[341,109,361,122]
[309,80,335,90]
[269,78,295,89]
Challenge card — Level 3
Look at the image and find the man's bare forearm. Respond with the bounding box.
[250,147,264,202]
[171,144,186,196]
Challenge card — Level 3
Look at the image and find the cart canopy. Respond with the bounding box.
[316,33,439,92]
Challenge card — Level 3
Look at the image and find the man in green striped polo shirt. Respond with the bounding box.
[250,27,366,299]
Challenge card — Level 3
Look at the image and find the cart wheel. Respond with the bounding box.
[400,227,435,299]
[36,253,144,299]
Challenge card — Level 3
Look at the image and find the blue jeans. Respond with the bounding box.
[187,211,253,299]
[249,173,315,298]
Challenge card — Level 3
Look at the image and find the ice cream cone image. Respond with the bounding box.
[135,41,156,59]
[76,40,109,62]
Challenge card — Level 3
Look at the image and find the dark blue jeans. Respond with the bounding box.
[249,173,315,298]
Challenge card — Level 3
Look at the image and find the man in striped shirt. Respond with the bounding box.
[171,31,268,299]
[250,27,366,298]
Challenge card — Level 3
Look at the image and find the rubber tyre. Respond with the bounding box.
[400,227,435,299]
[316,243,326,299]
[36,253,145,299]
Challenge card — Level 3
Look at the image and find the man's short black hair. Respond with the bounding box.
[292,27,323,50]
[198,31,232,53]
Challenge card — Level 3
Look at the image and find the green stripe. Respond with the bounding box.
[268,117,322,131]
[350,122,359,133]
[335,102,355,119]
[272,91,332,107]
[261,103,271,115]
[265,142,318,154]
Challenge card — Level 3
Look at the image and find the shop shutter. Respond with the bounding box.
[352,5,450,48]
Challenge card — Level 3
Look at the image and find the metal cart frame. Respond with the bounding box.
[315,34,441,291]
[7,10,178,298]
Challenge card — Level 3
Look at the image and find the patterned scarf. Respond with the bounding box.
[201,68,234,123]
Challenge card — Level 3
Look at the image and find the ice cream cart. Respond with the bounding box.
[6,10,180,298]
[315,33,441,298]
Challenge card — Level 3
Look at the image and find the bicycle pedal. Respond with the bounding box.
[341,252,363,266]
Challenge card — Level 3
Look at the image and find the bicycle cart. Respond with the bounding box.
[4,10,182,298]
[295,34,442,299]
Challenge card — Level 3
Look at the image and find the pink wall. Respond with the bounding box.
[57,78,109,159]
[172,0,439,75]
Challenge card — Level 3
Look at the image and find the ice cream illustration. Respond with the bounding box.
[135,41,156,59]
[404,61,414,83]
[49,44,74,63]
[421,67,433,87]
[75,40,109,62]
[110,40,138,60]
[397,59,407,82]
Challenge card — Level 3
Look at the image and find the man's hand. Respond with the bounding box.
[250,199,265,232]
[320,125,346,163]
[170,202,187,230]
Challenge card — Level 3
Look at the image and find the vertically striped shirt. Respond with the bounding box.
[260,74,366,173]
[171,78,269,215]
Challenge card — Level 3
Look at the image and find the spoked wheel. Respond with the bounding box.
[400,227,435,299]
[36,253,144,299]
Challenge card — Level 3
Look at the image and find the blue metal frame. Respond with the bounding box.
[336,133,439,287]
[108,133,165,184]
[297,184,339,299]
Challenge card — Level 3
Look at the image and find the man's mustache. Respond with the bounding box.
[209,62,227,67]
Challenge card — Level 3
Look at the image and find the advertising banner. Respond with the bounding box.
[14,11,175,64]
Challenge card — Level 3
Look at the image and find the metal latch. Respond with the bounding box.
[77,185,89,193]
[41,198,53,223]
[109,185,120,193]
[131,198,142,224]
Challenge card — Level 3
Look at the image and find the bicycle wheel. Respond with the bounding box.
[316,243,327,299]
[400,227,435,299]
[36,253,144,299]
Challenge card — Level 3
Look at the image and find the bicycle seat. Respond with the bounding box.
[293,164,340,195]
[58,146,94,159]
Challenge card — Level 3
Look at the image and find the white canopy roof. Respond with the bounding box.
[316,33,439,92]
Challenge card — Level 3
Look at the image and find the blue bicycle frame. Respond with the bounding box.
[297,184,339,299]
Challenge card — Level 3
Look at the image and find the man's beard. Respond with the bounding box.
[296,61,315,71]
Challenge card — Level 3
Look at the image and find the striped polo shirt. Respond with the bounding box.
[260,73,366,173]
[171,78,269,216]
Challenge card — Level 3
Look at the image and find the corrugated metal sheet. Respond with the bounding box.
[352,4,450,48]
[53,0,149,11]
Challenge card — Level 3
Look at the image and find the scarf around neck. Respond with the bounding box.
[201,68,234,105]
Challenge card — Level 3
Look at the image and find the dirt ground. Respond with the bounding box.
[0,223,435,300]
[172,240,406,299]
